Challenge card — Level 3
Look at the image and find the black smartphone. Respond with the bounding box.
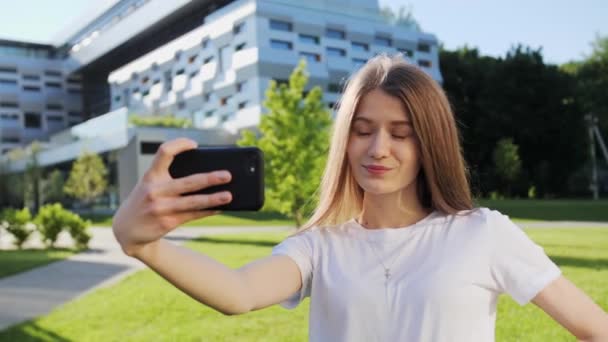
[168,146,264,211]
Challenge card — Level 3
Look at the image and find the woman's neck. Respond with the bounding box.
[357,189,431,229]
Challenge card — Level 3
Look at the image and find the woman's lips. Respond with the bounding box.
[363,165,392,175]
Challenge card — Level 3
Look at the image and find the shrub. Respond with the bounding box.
[35,203,91,249]
[1,208,34,249]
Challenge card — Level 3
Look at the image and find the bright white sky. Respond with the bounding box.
[0,0,606,65]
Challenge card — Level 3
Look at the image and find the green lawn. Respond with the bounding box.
[1,228,607,341]
[87,211,295,227]
[0,249,77,279]
[478,199,608,222]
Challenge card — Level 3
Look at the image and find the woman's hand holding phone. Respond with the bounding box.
[112,138,233,258]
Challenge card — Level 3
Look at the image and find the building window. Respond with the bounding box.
[23,74,39,81]
[142,89,150,96]
[326,28,345,40]
[203,93,211,102]
[0,79,17,85]
[205,110,214,117]
[235,42,246,51]
[201,38,209,49]
[47,115,63,123]
[141,76,149,84]
[203,56,214,64]
[300,52,321,63]
[1,136,20,143]
[23,86,40,92]
[220,96,231,106]
[68,111,81,118]
[238,101,248,109]
[418,42,431,52]
[273,78,288,86]
[418,60,432,68]
[326,47,346,57]
[177,101,186,110]
[328,83,341,92]
[44,70,62,77]
[398,48,414,57]
[269,19,292,32]
[299,34,319,45]
[24,112,41,128]
[270,39,292,50]
[114,95,122,102]
[352,42,369,52]
[236,81,246,92]
[0,102,18,108]
[47,103,63,110]
[45,82,62,88]
[175,68,185,75]
[190,70,199,78]
[0,66,17,73]
[68,89,81,94]
[374,35,392,47]
[220,115,229,122]
[233,22,245,35]
[153,78,160,85]
[188,54,198,64]
[140,142,161,155]
[0,113,19,121]
[174,50,182,61]
[132,87,140,94]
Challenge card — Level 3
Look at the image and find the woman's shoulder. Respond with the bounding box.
[448,207,514,233]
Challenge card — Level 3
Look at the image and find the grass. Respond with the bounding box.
[0,248,77,279]
[478,199,608,222]
[1,228,607,341]
[86,211,295,227]
[85,199,608,227]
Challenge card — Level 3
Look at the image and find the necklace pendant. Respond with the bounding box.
[385,269,391,280]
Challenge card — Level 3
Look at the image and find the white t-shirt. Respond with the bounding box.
[271,207,561,342]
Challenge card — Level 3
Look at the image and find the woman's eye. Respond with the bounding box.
[392,134,410,140]
[355,131,371,136]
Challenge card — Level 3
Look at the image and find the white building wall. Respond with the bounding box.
[0,55,83,154]
[107,0,442,135]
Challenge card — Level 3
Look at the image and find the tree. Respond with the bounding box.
[493,138,522,197]
[24,142,42,213]
[64,152,108,206]
[380,5,421,31]
[42,169,66,205]
[238,60,332,227]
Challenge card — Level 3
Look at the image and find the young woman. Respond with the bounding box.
[112,54,608,341]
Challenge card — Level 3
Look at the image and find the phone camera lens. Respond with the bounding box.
[249,166,256,173]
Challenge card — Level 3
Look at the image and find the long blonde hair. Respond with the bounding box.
[298,54,473,232]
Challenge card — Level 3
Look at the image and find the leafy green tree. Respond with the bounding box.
[493,138,522,196]
[129,114,192,128]
[238,60,332,227]
[64,152,108,206]
[380,5,421,31]
[24,142,42,213]
[43,169,66,205]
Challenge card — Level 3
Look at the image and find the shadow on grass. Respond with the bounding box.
[0,321,72,341]
[549,255,608,270]
[191,236,280,248]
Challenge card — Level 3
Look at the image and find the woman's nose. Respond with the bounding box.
[368,131,390,159]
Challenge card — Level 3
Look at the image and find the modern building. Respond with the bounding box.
[0,0,442,204]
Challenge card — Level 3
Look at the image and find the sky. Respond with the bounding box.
[0,0,606,65]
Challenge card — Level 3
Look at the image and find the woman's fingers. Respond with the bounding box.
[157,170,232,196]
[148,191,233,215]
[174,210,221,225]
[147,138,197,179]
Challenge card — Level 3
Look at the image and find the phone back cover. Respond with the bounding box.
[168,147,264,211]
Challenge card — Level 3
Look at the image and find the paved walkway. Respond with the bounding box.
[0,226,292,331]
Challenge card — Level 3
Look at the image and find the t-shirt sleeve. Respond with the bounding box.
[488,209,561,305]
[271,230,315,309]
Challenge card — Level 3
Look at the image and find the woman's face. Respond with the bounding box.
[347,88,422,195]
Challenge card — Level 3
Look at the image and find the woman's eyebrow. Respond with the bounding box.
[353,116,411,125]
